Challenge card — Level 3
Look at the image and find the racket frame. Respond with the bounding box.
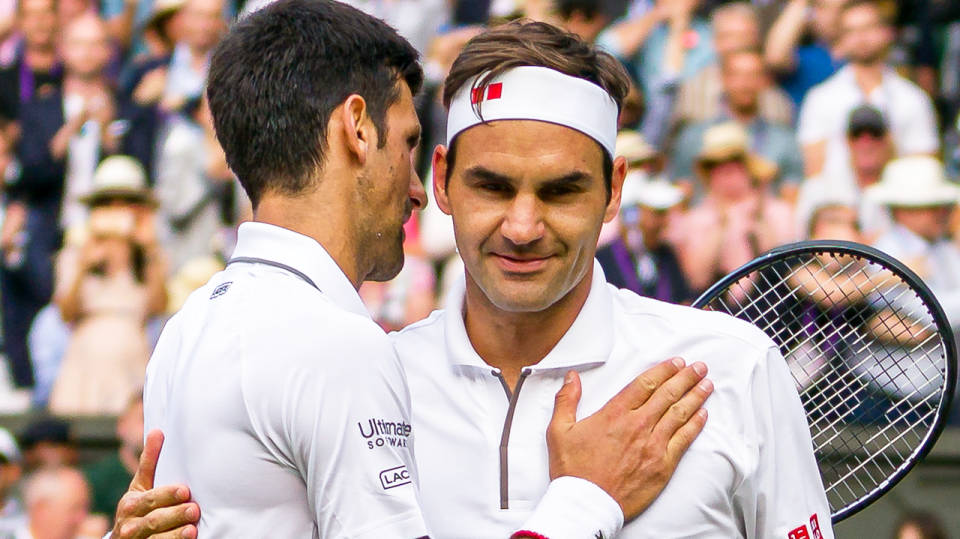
[692,239,958,523]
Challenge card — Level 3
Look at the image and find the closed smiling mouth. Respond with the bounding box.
[490,253,553,273]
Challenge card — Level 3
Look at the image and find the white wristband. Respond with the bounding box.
[518,476,624,539]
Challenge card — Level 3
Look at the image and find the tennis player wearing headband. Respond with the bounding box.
[113,19,831,539]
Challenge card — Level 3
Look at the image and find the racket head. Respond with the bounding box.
[693,240,957,523]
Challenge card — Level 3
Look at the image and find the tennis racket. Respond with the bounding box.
[692,240,957,523]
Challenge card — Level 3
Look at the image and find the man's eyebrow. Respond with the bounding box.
[463,167,592,186]
[463,166,514,183]
[540,171,592,188]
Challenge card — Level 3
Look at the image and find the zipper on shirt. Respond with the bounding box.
[494,367,532,510]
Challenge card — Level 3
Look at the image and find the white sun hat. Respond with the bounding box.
[865,156,960,208]
[620,174,683,210]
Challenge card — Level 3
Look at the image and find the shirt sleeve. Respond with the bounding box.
[796,86,830,146]
[895,87,939,155]
[247,318,428,539]
[736,347,835,539]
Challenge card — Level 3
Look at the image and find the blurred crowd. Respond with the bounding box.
[0,0,949,535]
[0,0,957,418]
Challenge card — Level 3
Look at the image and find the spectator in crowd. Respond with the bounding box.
[596,176,693,304]
[892,511,949,539]
[0,0,61,123]
[161,0,225,113]
[598,130,663,246]
[673,2,795,131]
[0,427,25,536]
[598,0,712,146]
[867,156,960,333]
[766,0,847,107]
[671,47,804,201]
[122,0,187,104]
[796,104,893,241]
[83,390,141,527]
[18,418,75,473]
[55,13,130,232]
[48,156,166,416]
[16,466,91,539]
[155,96,231,272]
[670,122,794,295]
[797,0,938,178]
[0,0,62,392]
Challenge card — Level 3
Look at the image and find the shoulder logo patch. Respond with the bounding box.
[210,282,232,299]
[379,466,411,490]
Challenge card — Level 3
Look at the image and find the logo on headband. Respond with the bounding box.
[471,82,503,105]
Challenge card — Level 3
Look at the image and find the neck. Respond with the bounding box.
[24,47,56,71]
[728,104,758,124]
[854,167,882,189]
[254,192,363,289]
[64,75,105,96]
[852,63,885,94]
[462,268,593,390]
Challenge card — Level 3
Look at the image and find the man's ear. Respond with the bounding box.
[340,95,376,166]
[604,155,627,223]
[432,145,453,216]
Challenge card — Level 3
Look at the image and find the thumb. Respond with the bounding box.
[550,370,583,430]
[129,429,164,492]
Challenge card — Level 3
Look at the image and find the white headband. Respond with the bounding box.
[446,66,619,157]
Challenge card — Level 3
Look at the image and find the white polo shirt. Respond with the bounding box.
[392,263,834,539]
[797,65,938,181]
[143,222,428,538]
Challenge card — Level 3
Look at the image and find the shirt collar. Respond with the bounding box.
[230,222,371,319]
[443,260,615,372]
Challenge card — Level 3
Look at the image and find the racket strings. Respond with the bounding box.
[701,251,949,516]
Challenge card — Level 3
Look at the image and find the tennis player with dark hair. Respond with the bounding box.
[108,2,715,539]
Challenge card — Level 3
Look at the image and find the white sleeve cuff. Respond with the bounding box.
[518,476,624,539]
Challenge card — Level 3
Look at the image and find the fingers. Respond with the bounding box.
[118,485,191,520]
[549,370,583,431]
[142,527,198,539]
[650,376,713,444]
[664,408,709,465]
[130,429,165,492]
[608,358,685,411]
[634,361,708,425]
[115,501,199,539]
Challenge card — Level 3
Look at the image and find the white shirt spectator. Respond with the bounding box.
[60,94,102,231]
[392,262,834,539]
[144,222,428,539]
[798,66,938,182]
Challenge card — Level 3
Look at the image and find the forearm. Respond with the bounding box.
[664,16,690,76]
[57,272,86,324]
[142,245,168,317]
[765,0,809,73]
[607,9,667,59]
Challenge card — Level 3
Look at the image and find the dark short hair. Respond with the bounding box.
[206,0,423,208]
[442,21,629,196]
[556,0,603,21]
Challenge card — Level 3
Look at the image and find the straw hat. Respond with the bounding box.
[80,156,156,207]
[615,130,658,166]
[621,173,683,210]
[694,122,778,184]
[865,156,960,208]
